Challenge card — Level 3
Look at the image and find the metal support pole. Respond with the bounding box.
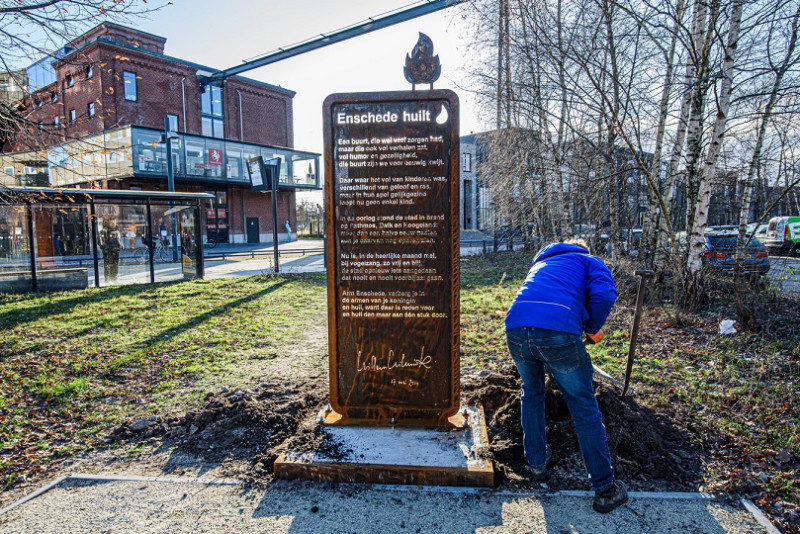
[269,159,281,273]
[165,116,179,262]
[89,200,100,288]
[201,0,466,84]
[196,198,205,279]
[146,201,155,284]
[26,203,37,292]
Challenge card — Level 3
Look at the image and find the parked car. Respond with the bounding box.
[598,228,643,257]
[763,216,800,256]
[705,225,739,234]
[702,233,770,274]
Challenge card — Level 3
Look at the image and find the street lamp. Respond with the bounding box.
[161,116,180,261]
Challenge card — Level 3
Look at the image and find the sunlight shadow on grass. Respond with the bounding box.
[137,279,289,349]
[0,284,154,329]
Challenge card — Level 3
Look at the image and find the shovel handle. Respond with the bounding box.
[621,270,654,396]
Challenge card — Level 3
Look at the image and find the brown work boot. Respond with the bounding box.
[593,480,628,513]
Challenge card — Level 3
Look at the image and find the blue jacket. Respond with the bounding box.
[505,243,617,336]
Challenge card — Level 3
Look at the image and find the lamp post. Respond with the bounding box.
[162,116,180,261]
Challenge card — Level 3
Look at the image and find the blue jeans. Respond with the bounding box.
[506,327,615,492]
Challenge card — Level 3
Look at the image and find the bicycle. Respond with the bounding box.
[151,237,180,262]
[203,235,217,249]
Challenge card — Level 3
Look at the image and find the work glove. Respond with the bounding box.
[585,330,604,344]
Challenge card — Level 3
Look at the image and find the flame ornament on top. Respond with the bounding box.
[404,33,441,90]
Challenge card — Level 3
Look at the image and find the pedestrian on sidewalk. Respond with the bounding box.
[285,220,292,243]
[100,218,123,283]
[504,238,627,513]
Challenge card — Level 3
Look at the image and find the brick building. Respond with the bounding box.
[2,23,320,245]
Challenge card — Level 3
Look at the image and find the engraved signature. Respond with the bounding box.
[356,347,433,373]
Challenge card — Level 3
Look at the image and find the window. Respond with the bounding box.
[87,102,95,117]
[202,117,212,137]
[85,66,93,79]
[201,85,223,116]
[38,122,43,132]
[66,74,74,88]
[36,100,42,109]
[202,117,224,138]
[50,91,57,103]
[54,116,59,127]
[463,152,472,172]
[123,71,137,101]
[69,109,76,122]
[200,84,224,138]
[3,167,13,176]
[167,114,179,132]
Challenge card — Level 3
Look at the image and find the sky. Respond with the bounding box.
[129,0,490,203]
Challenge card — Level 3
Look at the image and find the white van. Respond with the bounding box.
[764,216,800,255]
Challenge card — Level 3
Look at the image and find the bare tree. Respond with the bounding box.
[464,0,800,312]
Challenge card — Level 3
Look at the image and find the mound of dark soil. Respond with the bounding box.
[462,367,704,491]
[114,376,343,474]
[116,368,703,492]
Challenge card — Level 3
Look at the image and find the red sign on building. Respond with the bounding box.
[207,148,223,168]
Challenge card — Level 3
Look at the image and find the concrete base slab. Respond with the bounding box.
[274,405,494,487]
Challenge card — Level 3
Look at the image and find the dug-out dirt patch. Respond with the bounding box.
[116,368,703,491]
[114,376,343,479]
[462,367,704,491]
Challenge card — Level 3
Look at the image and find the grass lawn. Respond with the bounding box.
[0,274,326,488]
[1,252,798,525]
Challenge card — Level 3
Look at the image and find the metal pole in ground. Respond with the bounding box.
[267,158,281,274]
[621,269,654,397]
[164,116,179,263]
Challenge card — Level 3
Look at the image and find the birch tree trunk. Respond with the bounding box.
[683,0,742,310]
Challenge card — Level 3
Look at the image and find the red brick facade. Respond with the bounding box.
[14,24,294,149]
[8,23,304,244]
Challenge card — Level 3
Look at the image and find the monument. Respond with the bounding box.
[323,89,460,425]
[274,34,492,486]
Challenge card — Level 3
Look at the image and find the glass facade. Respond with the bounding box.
[1,126,320,189]
[0,205,32,292]
[46,128,133,186]
[130,127,320,188]
[25,47,71,92]
[149,203,200,283]
[0,190,207,293]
